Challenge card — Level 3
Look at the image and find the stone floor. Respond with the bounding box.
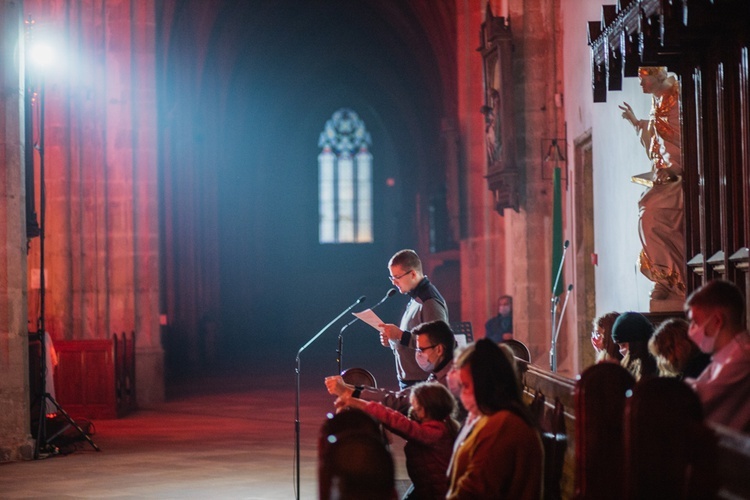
[0,367,408,499]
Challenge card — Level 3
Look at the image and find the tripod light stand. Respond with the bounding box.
[26,21,99,457]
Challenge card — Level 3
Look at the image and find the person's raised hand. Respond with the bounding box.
[324,375,354,398]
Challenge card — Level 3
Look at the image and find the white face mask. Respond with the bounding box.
[447,368,461,398]
[415,350,435,373]
[619,344,629,358]
[690,318,716,354]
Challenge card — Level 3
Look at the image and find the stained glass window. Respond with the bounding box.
[318,109,373,243]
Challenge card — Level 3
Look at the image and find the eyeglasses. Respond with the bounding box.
[415,345,437,354]
[388,269,412,282]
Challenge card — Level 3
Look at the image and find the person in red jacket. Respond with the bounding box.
[336,381,459,500]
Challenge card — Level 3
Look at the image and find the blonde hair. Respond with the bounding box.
[648,318,698,377]
[639,66,668,80]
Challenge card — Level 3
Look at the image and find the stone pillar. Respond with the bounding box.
[0,0,35,462]
[23,0,164,406]
[457,0,567,368]
[456,0,509,337]
[130,0,163,405]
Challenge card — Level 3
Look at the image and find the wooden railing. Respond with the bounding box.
[520,361,750,500]
[520,361,576,500]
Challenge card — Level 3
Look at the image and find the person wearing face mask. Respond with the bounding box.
[485,295,514,343]
[611,312,658,381]
[685,280,750,433]
[379,249,449,390]
[334,382,459,500]
[325,320,455,415]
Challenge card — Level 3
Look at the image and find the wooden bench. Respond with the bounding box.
[518,362,750,499]
[520,362,576,500]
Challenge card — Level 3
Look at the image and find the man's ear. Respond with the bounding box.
[713,310,726,334]
[435,343,445,359]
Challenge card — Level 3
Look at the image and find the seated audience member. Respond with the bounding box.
[485,295,514,342]
[612,312,658,381]
[591,312,623,364]
[336,382,459,500]
[648,317,711,379]
[685,279,750,433]
[318,407,386,461]
[446,339,543,499]
[319,430,397,500]
[446,344,480,438]
[325,320,455,414]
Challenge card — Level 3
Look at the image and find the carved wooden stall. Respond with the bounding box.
[520,360,750,500]
[587,0,750,318]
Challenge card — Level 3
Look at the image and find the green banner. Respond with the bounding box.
[551,166,564,296]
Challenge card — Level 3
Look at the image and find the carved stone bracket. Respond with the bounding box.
[729,247,749,273]
[687,253,704,277]
[707,250,727,278]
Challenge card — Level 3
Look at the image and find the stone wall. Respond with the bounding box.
[0,0,34,462]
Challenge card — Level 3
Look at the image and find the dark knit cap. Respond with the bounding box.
[611,312,654,343]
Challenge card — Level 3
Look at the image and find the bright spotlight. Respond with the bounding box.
[29,42,55,69]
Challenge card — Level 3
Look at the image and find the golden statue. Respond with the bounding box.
[619,67,685,307]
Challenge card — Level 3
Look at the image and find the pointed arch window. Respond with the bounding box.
[318,109,373,244]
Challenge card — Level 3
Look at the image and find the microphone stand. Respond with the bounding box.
[294,295,365,500]
[337,288,396,373]
[550,240,570,372]
[551,284,574,372]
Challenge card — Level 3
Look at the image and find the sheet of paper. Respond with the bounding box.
[352,309,384,332]
[454,334,468,348]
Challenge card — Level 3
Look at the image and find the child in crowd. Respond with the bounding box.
[335,382,458,500]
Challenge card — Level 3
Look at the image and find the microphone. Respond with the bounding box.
[337,289,397,373]
[564,240,570,249]
[377,287,397,305]
[340,289,394,334]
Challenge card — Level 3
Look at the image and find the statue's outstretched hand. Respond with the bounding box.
[618,102,638,127]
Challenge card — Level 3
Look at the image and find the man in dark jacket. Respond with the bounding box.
[485,295,513,343]
[325,320,455,414]
[379,249,449,389]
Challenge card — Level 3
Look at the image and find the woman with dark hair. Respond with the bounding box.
[446,339,543,499]
[591,311,623,363]
[612,312,658,381]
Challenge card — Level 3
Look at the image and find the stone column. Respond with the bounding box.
[456,1,510,340]
[23,0,164,406]
[0,0,34,462]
